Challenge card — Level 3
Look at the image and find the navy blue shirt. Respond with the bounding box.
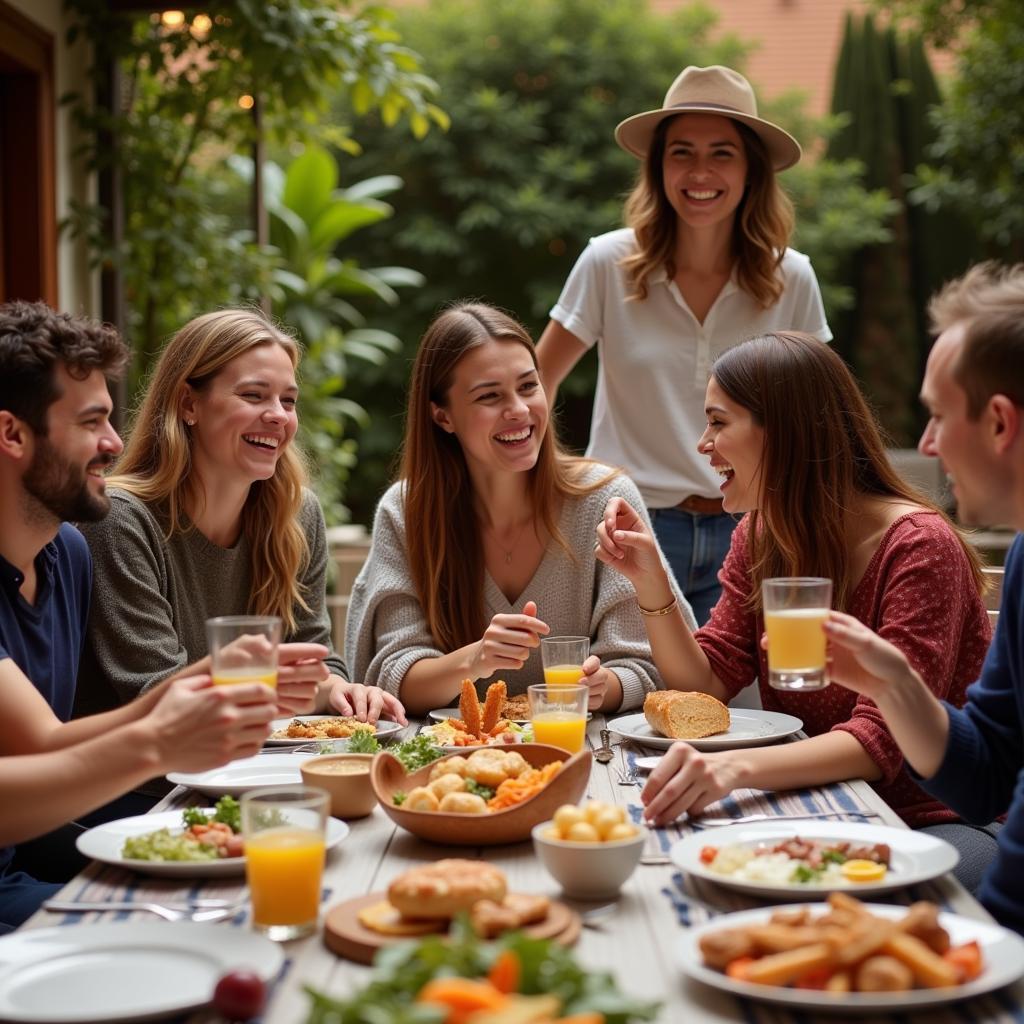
[0,524,91,881]
[923,533,1024,934]
[0,524,92,721]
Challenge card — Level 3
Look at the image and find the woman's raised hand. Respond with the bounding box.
[329,682,407,726]
[469,599,549,681]
[595,497,665,585]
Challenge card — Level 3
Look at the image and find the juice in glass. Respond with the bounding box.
[532,711,586,753]
[762,578,832,691]
[245,827,325,929]
[542,664,584,687]
[211,668,278,689]
[241,785,328,940]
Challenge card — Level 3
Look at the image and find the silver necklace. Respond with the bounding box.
[485,518,531,564]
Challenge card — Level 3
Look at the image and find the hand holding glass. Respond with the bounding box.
[762,577,832,691]
[206,615,281,689]
[529,683,588,754]
[540,636,590,687]
[241,785,328,940]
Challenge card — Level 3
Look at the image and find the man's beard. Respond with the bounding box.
[22,437,113,524]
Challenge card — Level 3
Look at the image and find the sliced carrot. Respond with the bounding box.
[487,950,520,994]
[794,965,835,990]
[725,956,756,981]
[943,940,984,983]
[416,978,506,1022]
[554,1015,604,1023]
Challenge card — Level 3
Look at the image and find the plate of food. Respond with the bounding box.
[671,822,959,898]
[0,921,284,1023]
[428,685,531,725]
[266,715,404,746]
[609,692,802,751]
[371,744,591,845]
[324,859,581,965]
[166,752,306,797]
[76,798,349,878]
[678,894,1024,1011]
[421,680,533,751]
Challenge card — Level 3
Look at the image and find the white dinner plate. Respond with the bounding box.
[609,709,803,751]
[427,707,531,726]
[678,903,1024,1013]
[418,723,535,755]
[76,809,350,878]
[265,715,404,746]
[167,752,306,797]
[671,821,959,898]
[0,921,283,1023]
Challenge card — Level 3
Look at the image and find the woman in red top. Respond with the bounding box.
[596,333,992,847]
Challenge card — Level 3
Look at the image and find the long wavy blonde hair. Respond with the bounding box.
[110,309,311,631]
[620,117,794,306]
[400,303,617,652]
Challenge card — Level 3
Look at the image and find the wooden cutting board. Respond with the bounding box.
[323,891,582,965]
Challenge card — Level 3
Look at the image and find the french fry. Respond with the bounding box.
[743,943,834,987]
[482,681,506,734]
[825,970,852,994]
[747,924,826,955]
[834,920,895,968]
[460,679,482,738]
[827,891,871,917]
[881,932,959,988]
[487,719,512,737]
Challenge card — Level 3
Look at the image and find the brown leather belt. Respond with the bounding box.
[675,494,725,515]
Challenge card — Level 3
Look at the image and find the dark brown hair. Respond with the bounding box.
[0,300,128,434]
[712,332,983,612]
[928,261,1024,417]
[399,302,616,651]
[620,118,794,306]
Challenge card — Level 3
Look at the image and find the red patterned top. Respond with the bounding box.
[696,511,992,826]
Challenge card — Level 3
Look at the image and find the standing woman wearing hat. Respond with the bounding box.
[538,65,831,628]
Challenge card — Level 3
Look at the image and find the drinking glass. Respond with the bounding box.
[528,683,588,754]
[241,785,328,940]
[206,615,281,689]
[762,578,833,691]
[540,636,590,687]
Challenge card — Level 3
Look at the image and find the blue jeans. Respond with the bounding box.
[649,508,737,626]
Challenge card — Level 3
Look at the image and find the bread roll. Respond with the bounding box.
[644,691,730,739]
[387,859,507,919]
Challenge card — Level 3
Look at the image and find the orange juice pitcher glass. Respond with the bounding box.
[762,578,832,692]
[241,785,328,941]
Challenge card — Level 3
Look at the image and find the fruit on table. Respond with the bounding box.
[212,970,267,1021]
[841,858,888,883]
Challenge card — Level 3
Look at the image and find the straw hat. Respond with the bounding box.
[615,65,801,171]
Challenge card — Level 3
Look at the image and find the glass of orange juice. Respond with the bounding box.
[206,615,281,689]
[762,578,833,691]
[540,636,589,687]
[528,683,588,754]
[241,785,328,940]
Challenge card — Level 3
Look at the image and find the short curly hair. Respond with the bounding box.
[0,300,129,435]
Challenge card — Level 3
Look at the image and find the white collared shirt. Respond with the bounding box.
[550,228,832,508]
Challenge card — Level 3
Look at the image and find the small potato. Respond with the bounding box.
[501,751,530,778]
[429,756,467,780]
[540,826,562,841]
[606,822,639,841]
[592,808,624,840]
[438,791,488,814]
[428,774,467,800]
[567,821,601,843]
[582,800,609,825]
[404,786,440,812]
[553,804,586,833]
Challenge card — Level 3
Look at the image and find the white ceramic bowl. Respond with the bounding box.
[531,820,645,899]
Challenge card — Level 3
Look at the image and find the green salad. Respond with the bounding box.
[122,796,243,862]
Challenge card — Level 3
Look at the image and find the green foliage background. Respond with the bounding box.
[334,0,895,524]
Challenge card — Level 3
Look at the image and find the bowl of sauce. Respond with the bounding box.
[300,754,375,818]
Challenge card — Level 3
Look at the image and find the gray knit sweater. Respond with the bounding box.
[345,466,694,713]
[74,487,346,716]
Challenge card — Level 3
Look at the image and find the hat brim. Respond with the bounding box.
[615,106,801,171]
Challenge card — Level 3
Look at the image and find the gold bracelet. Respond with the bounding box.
[637,596,677,617]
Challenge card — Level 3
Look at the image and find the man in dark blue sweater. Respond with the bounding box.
[824,262,1024,935]
[0,302,277,931]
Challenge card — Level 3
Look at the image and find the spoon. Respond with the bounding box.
[593,729,615,765]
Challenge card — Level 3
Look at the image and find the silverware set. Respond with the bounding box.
[43,897,243,923]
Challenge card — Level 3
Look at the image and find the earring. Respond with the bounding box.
[185,418,196,427]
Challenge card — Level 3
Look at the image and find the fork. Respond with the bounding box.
[688,810,883,827]
[43,898,239,922]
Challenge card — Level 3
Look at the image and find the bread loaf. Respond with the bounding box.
[644,691,730,739]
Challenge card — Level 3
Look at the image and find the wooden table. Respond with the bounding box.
[24,715,1024,1023]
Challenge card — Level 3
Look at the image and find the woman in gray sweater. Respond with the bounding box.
[75,309,405,726]
[346,302,691,716]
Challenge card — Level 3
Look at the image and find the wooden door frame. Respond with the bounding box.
[0,0,57,306]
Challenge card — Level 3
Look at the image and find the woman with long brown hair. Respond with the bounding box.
[75,308,405,725]
[595,333,994,875]
[346,302,689,716]
[538,65,830,627]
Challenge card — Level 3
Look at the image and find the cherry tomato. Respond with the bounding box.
[212,970,267,1021]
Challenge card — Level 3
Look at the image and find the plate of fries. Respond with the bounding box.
[422,681,533,751]
[678,893,1024,1011]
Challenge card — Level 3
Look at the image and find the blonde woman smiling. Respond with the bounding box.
[75,309,405,726]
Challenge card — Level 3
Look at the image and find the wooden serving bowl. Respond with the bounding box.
[370,744,592,846]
